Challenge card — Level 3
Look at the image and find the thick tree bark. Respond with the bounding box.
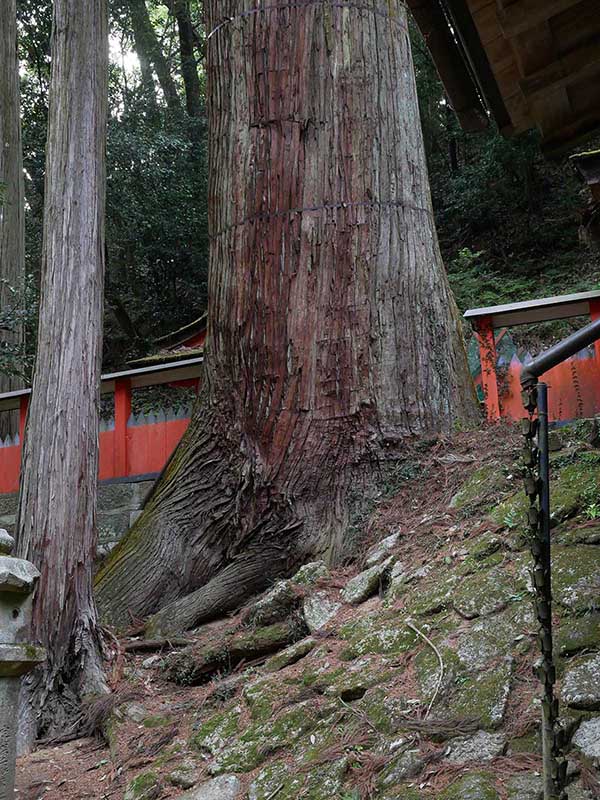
[16,0,109,746]
[171,0,203,117]
[96,0,478,634]
[129,0,182,114]
[0,0,25,438]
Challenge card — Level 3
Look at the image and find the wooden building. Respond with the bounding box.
[409,0,600,154]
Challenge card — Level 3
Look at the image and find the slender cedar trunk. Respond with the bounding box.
[129,0,182,114]
[172,0,203,118]
[16,0,109,746]
[0,0,25,438]
[96,0,478,634]
[131,27,160,116]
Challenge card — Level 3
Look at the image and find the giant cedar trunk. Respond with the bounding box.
[16,0,109,745]
[0,0,25,438]
[96,0,477,634]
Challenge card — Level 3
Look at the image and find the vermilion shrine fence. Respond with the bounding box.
[3,290,600,495]
[0,357,202,495]
[465,289,600,422]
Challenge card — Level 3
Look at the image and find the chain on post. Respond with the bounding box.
[521,385,568,800]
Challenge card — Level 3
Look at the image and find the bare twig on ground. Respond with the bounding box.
[406,621,444,717]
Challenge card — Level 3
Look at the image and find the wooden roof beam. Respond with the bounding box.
[407,0,489,131]
[519,41,600,102]
[442,0,513,132]
[498,0,584,38]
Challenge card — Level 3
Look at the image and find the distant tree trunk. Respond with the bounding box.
[129,0,182,113]
[0,0,25,438]
[171,0,202,117]
[132,28,159,115]
[16,0,109,747]
[96,0,478,634]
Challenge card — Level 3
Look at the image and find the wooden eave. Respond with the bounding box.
[411,0,600,154]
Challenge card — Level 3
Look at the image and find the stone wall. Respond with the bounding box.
[0,476,155,556]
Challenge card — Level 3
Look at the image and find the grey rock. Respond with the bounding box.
[302,592,341,632]
[446,730,506,763]
[365,532,401,567]
[123,773,161,800]
[386,560,409,599]
[455,605,533,671]
[124,702,148,723]
[572,716,600,759]
[341,557,394,604]
[0,556,40,594]
[505,773,542,800]
[291,561,329,586]
[439,772,499,799]
[179,775,241,800]
[0,530,14,555]
[167,761,200,789]
[0,515,15,536]
[141,655,163,669]
[246,580,296,625]
[561,654,600,710]
[264,637,317,672]
[566,784,594,800]
[380,748,424,785]
[407,563,432,582]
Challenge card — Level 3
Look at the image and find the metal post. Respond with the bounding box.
[522,385,567,800]
[0,530,45,800]
[537,384,555,800]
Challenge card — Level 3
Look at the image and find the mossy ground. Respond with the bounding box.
[16,425,600,800]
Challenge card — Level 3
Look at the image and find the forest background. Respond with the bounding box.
[3,0,600,384]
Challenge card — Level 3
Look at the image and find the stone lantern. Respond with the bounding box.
[0,529,45,800]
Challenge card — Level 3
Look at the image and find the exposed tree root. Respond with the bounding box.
[162,617,306,685]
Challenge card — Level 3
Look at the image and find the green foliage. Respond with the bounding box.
[11,0,600,385]
[0,277,38,381]
[410,22,600,345]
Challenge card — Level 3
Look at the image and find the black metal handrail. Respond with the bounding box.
[520,315,600,388]
[519,316,600,800]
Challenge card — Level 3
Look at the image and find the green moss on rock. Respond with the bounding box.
[124,772,161,800]
[212,701,318,773]
[490,461,600,546]
[357,686,409,734]
[339,611,418,659]
[557,611,600,655]
[243,675,295,720]
[552,546,600,614]
[438,771,499,800]
[247,757,347,800]
[191,705,241,756]
[264,637,317,672]
[404,571,458,617]
[450,464,509,513]
[453,604,534,670]
[416,641,512,729]
[449,660,513,729]
[452,567,522,619]
[554,521,600,546]
[379,787,424,800]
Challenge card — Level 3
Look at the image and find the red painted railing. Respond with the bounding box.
[0,358,202,496]
[466,290,600,423]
